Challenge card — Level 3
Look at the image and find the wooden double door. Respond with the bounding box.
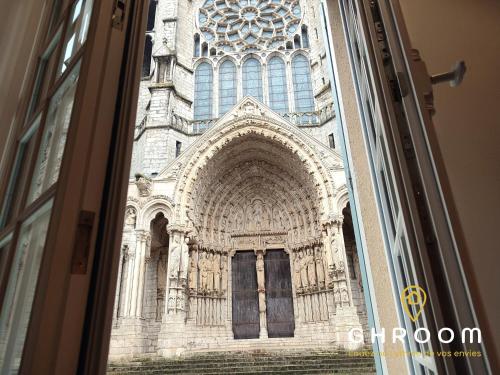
[231,250,295,339]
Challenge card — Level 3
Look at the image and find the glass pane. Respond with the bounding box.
[58,0,94,75]
[0,200,53,374]
[26,32,61,120]
[28,62,81,205]
[0,119,40,228]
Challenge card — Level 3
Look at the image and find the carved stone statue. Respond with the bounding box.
[220,255,228,294]
[235,209,244,231]
[135,174,152,197]
[169,236,181,279]
[256,252,267,327]
[341,286,350,306]
[214,253,221,293]
[256,252,265,292]
[180,237,190,281]
[188,253,198,292]
[124,208,136,228]
[306,249,317,288]
[334,287,341,307]
[314,247,325,288]
[299,252,309,290]
[206,253,214,293]
[253,203,263,231]
[293,253,302,291]
[199,252,209,293]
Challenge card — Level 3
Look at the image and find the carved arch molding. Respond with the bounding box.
[184,132,325,246]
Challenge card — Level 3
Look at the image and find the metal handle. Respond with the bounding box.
[430,61,466,87]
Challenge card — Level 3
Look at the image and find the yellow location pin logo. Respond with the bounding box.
[401,285,427,322]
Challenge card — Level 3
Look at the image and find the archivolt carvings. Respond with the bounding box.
[182,134,325,246]
[166,99,340,229]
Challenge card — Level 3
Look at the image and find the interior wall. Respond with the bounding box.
[399,0,500,365]
[0,0,49,180]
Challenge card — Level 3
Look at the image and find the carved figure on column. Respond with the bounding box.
[220,255,228,294]
[124,208,136,229]
[306,248,317,289]
[199,252,209,294]
[180,236,190,283]
[169,235,181,280]
[341,286,350,307]
[314,246,325,289]
[293,252,302,292]
[188,252,198,293]
[334,286,341,308]
[206,253,214,294]
[256,251,267,335]
[299,251,309,291]
[235,209,244,231]
[214,253,221,294]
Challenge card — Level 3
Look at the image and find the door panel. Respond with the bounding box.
[0,0,143,373]
[264,250,294,338]
[232,251,260,339]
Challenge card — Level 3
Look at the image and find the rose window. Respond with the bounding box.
[197,0,305,52]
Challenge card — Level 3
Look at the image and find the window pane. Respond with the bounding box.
[58,0,94,75]
[0,119,40,228]
[193,63,213,120]
[292,55,315,112]
[268,57,289,113]
[242,58,263,102]
[219,60,237,116]
[28,62,81,204]
[0,201,53,374]
[26,32,61,120]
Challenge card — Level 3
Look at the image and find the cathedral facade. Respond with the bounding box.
[109,0,368,358]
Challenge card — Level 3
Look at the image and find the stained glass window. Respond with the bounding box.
[219,60,237,115]
[194,63,213,120]
[268,57,289,113]
[292,55,315,112]
[197,0,306,53]
[243,58,263,102]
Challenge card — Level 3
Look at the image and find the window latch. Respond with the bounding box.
[430,61,466,87]
[71,210,95,274]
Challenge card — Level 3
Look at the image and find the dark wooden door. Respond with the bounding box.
[232,251,260,339]
[264,250,295,338]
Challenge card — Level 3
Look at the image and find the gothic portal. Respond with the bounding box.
[109,0,368,359]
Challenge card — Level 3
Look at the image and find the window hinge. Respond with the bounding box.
[71,210,95,274]
[112,0,127,30]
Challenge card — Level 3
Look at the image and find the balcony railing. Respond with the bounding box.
[136,104,335,137]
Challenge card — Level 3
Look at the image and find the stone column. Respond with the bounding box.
[122,241,135,317]
[324,216,364,348]
[255,249,268,339]
[130,230,150,317]
[158,224,191,356]
[113,245,128,319]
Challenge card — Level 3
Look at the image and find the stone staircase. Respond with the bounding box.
[107,349,376,374]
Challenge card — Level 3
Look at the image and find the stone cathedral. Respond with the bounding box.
[109,0,368,359]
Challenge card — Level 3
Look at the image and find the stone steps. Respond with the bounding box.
[108,349,376,374]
